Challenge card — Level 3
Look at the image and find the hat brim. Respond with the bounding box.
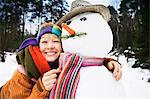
[56,5,111,26]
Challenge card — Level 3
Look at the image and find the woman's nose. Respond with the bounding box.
[47,41,55,49]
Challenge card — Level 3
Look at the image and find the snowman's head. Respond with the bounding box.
[57,0,113,57]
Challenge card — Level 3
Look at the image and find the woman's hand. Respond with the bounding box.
[107,61,122,81]
[42,68,61,91]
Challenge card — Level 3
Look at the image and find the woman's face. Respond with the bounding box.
[39,33,62,62]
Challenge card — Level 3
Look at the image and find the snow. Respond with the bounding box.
[118,55,150,98]
[0,52,18,86]
[0,52,150,98]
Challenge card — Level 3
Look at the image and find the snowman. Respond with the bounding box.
[52,0,126,99]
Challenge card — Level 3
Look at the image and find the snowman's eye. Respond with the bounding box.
[66,20,72,25]
[80,17,87,21]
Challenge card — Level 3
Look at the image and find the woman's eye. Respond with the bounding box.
[66,20,72,25]
[80,17,87,21]
[41,41,47,44]
[53,40,60,43]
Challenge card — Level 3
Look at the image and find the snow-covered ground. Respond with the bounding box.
[0,52,150,98]
[0,52,18,86]
[118,55,150,98]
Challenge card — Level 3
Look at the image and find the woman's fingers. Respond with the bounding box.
[42,68,61,91]
[43,68,61,76]
[42,73,57,82]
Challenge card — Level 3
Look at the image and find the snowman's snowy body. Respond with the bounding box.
[61,12,126,99]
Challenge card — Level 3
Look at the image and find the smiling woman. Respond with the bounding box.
[0,22,63,98]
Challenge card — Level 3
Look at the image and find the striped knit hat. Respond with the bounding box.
[18,22,62,52]
[36,22,62,43]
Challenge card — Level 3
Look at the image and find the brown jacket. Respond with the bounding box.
[0,70,49,99]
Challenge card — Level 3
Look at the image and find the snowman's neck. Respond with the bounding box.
[82,57,105,67]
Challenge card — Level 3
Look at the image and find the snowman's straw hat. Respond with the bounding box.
[56,0,111,26]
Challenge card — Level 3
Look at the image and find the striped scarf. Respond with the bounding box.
[50,52,105,99]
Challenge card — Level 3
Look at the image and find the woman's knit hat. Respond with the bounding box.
[56,0,111,26]
[36,22,62,43]
[18,22,62,52]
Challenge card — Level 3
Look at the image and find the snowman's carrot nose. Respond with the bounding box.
[61,23,76,35]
